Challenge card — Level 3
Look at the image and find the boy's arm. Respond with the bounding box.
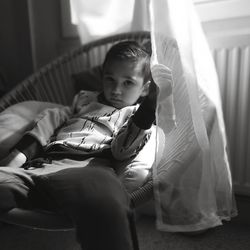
[15,106,72,161]
[1,105,71,166]
[24,106,72,146]
[3,91,87,165]
[111,82,157,161]
[15,91,96,161]
[132,82,157,129]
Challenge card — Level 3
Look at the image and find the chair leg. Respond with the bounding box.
[128,209,140,250]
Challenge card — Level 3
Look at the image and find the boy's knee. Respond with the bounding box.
[119,168,150,193]
[0,185,17,213]
[75,168,129,209]
[0,169,31,214]
[82,193,128,220]
[0,182,29,213]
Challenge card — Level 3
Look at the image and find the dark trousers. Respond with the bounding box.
[0,165,139,250]
[31,166,139,250]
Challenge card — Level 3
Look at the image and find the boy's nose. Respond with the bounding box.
[112,83,122,95]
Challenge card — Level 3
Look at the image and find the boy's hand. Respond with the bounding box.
[0,149,27,167]
[132,80,158,129]
[145,80,158,111]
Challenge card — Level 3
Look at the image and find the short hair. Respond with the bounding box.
[103,41,151,84]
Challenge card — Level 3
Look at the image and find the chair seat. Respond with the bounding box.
[0,208,74,231]
[0,178,154,231]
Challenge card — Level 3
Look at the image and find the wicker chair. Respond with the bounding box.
[0,30,216,232]
[0,31,155,230]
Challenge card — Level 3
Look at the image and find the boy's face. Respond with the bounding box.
[102,60,149,109]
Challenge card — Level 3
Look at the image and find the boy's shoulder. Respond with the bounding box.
[77,90,100,104]
[73,90,100,112]
[77,90,99,100]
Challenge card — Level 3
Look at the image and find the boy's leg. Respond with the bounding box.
[0,149,27,168]
[33,165,139,250]
[0,167,34,214]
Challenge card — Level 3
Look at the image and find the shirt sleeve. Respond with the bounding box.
[111,118,153,161]
[15,134,44,160]
[15,106,72,160]
[111,94,156,161]
[25,106,72,146]
[132,96,156,129]
[14,91,97,160]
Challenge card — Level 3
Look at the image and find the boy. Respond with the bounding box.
[0,41,157,250]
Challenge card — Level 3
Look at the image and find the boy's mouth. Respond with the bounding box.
[109,98,124,108]
[110,98,122,103]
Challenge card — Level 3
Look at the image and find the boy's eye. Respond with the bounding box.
[104,76,115,83]
[124,80,135,87]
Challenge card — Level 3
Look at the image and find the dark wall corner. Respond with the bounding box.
[0,0,33,92]
[0,0,80,95]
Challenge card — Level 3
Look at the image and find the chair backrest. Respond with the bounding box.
[0,31,150,113]
[0,31,215,231]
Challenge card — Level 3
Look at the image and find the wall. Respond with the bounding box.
[195,0,250,195]
[28,0,80,70]
[0,0,33,93]
[0,0,80,95]
[195,0,250,48]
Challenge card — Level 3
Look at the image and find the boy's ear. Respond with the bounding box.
[141,80,151,97]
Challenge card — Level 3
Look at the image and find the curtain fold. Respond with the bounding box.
[70,0,237,232]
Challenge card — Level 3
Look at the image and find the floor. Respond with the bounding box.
[0,195,249,250]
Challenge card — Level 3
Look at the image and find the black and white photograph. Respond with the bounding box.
[0,0,250,249]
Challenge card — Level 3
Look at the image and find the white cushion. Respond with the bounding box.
[0,101,62,160]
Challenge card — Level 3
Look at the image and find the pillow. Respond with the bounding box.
[116,126,165,193]
[72,66,103,93]
[0,101,63,160]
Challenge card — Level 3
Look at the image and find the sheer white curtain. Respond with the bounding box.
[149,0,237,232]
[70,0,237,232]
[70,0,135,43]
